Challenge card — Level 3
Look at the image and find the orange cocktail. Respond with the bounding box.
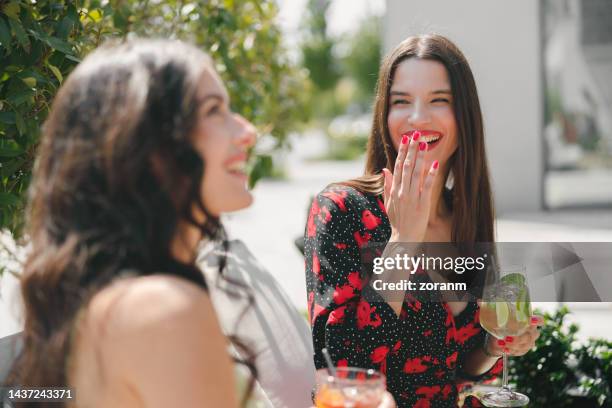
[314,367,385,408]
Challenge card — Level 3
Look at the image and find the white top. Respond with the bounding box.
[198,240,316,408]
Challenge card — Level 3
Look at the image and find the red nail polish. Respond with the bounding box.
[412,132,420,142]
[401,135,408,145]
[419,141,427,151]
[432,160,439,170]
[504,348,510,353]
[531,317,539,324]
[505,336,514,342]
[497,340,506,346]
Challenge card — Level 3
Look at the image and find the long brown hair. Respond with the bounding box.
[6,39,256,406]
[342,34,495,245]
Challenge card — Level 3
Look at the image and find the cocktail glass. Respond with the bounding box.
[479,265,532,407]
[314,367,385,408]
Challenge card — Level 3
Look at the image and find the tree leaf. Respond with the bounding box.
[88,9,103,23]
[0,17,11,50]
[47,63,62,83]
[64,53,81,63]
[248,154,273,188]
[0,112,16,124]
[0,146,24,157]
[45,35,74,55]
[28,29,74,55]
[0,192,19,206]
[15,111,25,135]
[7,89,35,106]
[8,18,29,52]
[1,3,20,20]
[21,76,36,87]
[0,158,25,178]
[56,16,73,40]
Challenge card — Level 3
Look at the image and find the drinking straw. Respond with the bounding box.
[321,348,337,377]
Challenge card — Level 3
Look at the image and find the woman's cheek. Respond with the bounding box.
[387,110,404,143]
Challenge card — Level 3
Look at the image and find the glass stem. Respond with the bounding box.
[501,351,510,391]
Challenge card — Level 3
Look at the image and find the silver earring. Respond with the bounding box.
[445,170,455,190]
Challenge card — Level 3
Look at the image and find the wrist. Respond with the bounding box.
[482,334,503,359]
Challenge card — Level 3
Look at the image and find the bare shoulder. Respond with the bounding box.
[79,274,238,407]
[85,274,215,335]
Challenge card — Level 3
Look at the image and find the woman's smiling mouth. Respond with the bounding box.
[403,130,444,151]
[224,154,248,179]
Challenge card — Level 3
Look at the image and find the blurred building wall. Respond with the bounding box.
[384,0,543,213]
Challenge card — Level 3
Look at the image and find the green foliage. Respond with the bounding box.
[300,0,340,92]
[340,17,381,107]
[509,307,578,407]
[299,5,381,123]
[575,338,612,406]
[509,307,612,407]
[0,0,309,239]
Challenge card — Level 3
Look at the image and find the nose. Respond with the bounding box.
[233,114,257,149]
[408,99,431,128]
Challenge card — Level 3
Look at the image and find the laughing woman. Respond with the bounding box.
[6,39,259,407]
[304,34,542,408]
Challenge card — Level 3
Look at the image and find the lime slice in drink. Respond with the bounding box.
[516,304,528,322]
[500,272,526,286]
[516,290,531,323]
[495,301,509,327]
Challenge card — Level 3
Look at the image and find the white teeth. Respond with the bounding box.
[227,162,246,173]
[421,135,440,143]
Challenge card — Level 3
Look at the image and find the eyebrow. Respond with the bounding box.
[197,93,227,105]
[389,90,452,96]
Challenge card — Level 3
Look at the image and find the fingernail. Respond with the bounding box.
[505,336,514,342]
[497,340,506,346]
[504,347,510,353]
[432,160,439,170]
[401,135,408,145]
[412,132,420,142]
[419,141,427,151]
[531,317,540,324]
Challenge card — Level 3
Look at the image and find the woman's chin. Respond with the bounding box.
[214,190,253,214]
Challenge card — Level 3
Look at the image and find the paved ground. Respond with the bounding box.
[2,131,611,342]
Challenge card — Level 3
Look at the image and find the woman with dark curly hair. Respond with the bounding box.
[6,39,260,407]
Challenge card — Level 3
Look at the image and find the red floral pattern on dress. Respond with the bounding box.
[333,283,355,305]
[454,323,482,345]
[446,351,458,369]
[353,230,372,248]
[356,299,382,330]
[322,189,348,212]
[362,209,382,230]
[306,198,319,237]
[328,305,347,325]
[370,345,390,375]
[377,197,386,214]
[416,385,441,399]
[347,271,364,290]
[404,357,429,374]
[413,398,431,408]
[304,185,501,408]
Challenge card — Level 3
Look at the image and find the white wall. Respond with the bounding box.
[384,0,543,213]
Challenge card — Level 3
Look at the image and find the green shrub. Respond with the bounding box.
[0,0,309,239]
[509,307,611,407]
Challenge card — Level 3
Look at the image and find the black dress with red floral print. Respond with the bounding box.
[304,185,502,408]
